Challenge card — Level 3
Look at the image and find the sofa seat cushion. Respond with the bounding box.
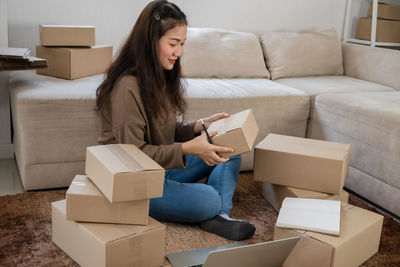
[275,75,395,107]
[183,78,311,170]
[309,91,400,207]
[10,71,102,190]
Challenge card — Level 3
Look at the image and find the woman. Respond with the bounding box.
[96,0,255,241]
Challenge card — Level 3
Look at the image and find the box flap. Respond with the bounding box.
[80,217,164,244]
[277,198,341,236]
[54,200,164,243]
[208,109,252,135]
[256,134,350,160]
[87,144,163,174]
[67,175,102,196]
[282,235,333,267]
[241,109,259,149]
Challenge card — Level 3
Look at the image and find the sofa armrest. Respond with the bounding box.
[341,43,400,90]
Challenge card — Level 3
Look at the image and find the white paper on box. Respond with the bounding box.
[277,197,341,236]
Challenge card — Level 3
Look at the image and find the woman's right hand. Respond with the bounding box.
[181,131,234,166]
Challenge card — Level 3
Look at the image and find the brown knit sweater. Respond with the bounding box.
[98,74,196,170]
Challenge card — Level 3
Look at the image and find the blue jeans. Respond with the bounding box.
[149,154,241,223]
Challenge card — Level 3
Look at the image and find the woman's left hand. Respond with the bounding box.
[194,113,230,133]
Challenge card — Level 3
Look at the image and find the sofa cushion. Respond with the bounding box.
[183,78,310,170]
[260,29,343,80]
[310,91,400,204]
[181,28,270,78]
[10,71,101,190]
[276,75,395,109]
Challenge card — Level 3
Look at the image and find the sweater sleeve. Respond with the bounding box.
[113,124,185,170]
[175,120,196,142]
[110,76,186,170]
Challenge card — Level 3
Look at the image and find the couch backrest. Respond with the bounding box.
[181,27,269,79]
[342,43,400,91]
[259,29,344,80]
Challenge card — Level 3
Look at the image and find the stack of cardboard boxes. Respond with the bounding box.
[36,25,113,79]
[356,2,400,43]
[52,144,166,267]
[49,110,383,265]
[254,134,384,266]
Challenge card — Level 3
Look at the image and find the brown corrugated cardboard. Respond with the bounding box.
[356,17,400,43]
[66,175,150,225]
[207,109,259,158]
[254,134,351,195]
[274,203,384,267]
[40,25,95,46]
[85,144,165,203]
[36,45,112,79]
[368,2,400,21]
[262,182,349,212]
[52,200,165,267]
[276,233,333,267]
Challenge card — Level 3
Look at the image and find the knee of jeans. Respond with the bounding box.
[198,188,221,221]
[229,154,241,165]
[230,154,241,160]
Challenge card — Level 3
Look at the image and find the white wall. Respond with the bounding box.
[0,0,7,46]
[8,0,351,56]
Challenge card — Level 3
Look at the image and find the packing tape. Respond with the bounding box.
[107,144,144,172]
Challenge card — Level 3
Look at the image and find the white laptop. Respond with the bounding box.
[167,236,300,267]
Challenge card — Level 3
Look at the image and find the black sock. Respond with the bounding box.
[200,214,256,241]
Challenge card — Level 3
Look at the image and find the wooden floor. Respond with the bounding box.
[0,158,24,196]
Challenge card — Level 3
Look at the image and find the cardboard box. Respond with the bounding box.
[274,203,383,267]
[66,175,150,225]
[368,2,400,21]
[52,200,165,267]
[36,45,112,79]
[356,17,400,43]
[254,134,351,195]
[86,144,165,203]
[207,109,259,158]
[262,182,349,212]
[40,25,96,46]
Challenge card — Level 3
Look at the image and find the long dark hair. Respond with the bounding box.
[96,0,187,120]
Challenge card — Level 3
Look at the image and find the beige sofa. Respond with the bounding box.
[9,28,400,217]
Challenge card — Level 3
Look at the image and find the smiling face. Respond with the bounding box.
[158,24,187,70]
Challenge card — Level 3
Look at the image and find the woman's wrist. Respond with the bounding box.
[194,119,203,134]
[182,140,192,155]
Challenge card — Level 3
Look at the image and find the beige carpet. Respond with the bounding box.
[0,172,399,266]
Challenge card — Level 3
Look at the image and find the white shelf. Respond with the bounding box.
[346,38,400,47]
[343,0,400,47]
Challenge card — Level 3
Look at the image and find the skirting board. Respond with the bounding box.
[0,143,14,159]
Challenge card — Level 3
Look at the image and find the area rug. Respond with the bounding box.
[0,172,399,266]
